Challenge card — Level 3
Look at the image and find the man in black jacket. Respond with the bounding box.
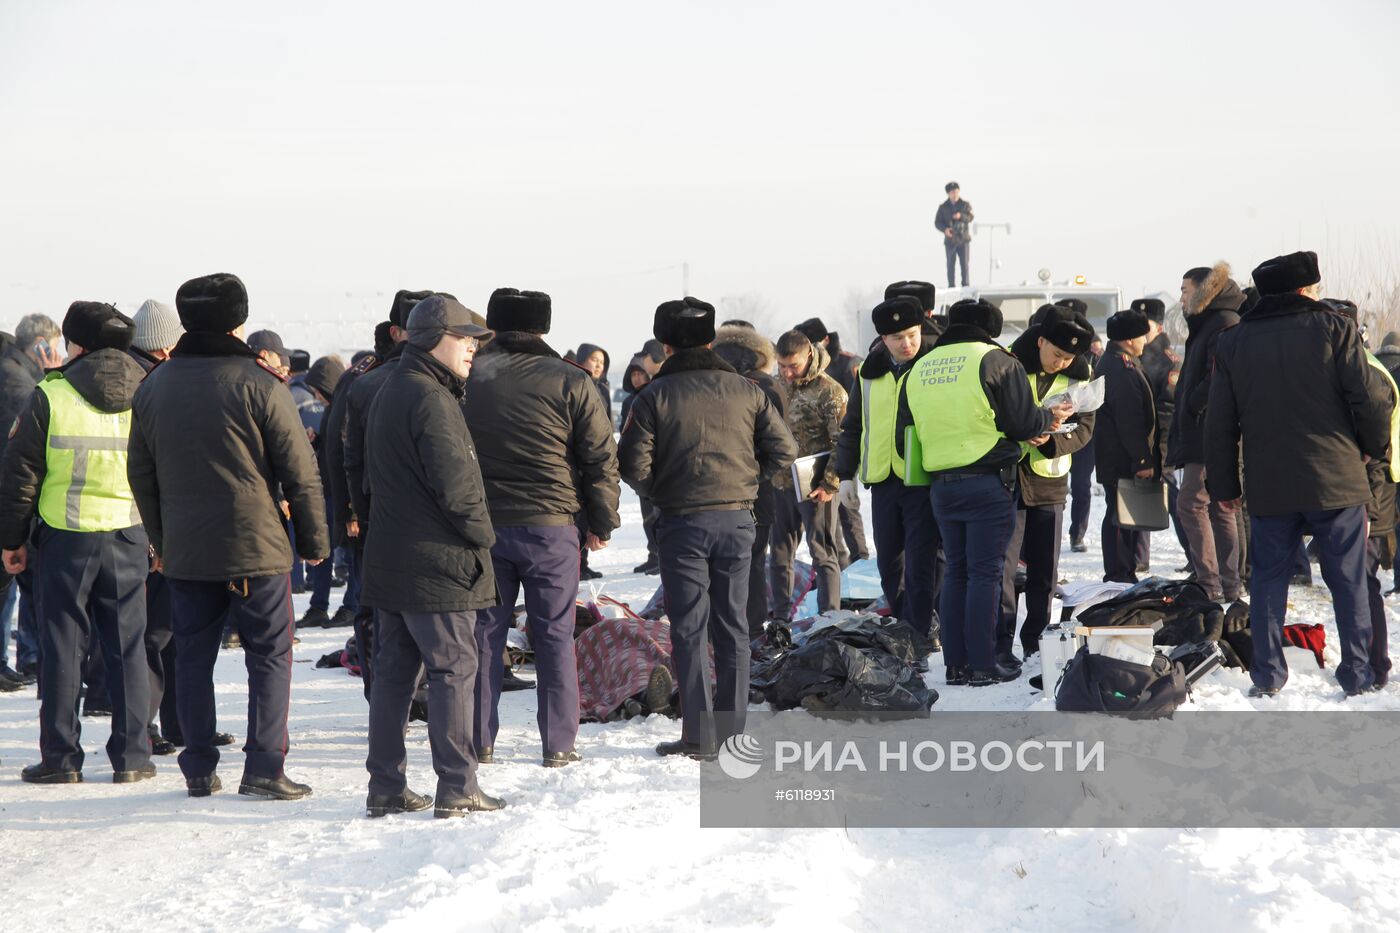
[362,295,504,817]
[128,273,329,799]
[1206,252,1391,698]
[904,299,1068,687]
[834,295,942,647]
[1095,310,1157,584]
[1132,297,1188,568]
[997,307,1096,667]
[0,303,153,784]
[934,182,974,288]
[1169,264,1244,600]
[620,297,795,757]
[464,288,619,768]
[341,289,436,695]
[713,322,787,636]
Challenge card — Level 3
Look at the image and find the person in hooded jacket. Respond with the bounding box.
[128,273,329,800]
[996,306,1096,668]
[1206,253,1391,698]
[1094,309,1157,584]
[1169,263,1244,600]
[0,303,154,785]
[834,294,943,650]
[794,316,869,567]
[903,299,1069,687]
[619,350,660,574]
[465,289,620,768]
[713,320,787,636]
[618,298,796,758]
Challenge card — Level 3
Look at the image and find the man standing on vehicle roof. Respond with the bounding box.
[935,182,974,289]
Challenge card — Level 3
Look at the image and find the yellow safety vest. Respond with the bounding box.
[907,342,1004,472]
[858,366,915,484]
[1366,352,1400,482]
[1025,372,1073,478]
[36,375,140,532]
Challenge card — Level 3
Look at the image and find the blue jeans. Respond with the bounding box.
[1250,505,1373,693]
[930,473,1016,671]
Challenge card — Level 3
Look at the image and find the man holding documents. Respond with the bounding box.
[618,298,795,757]
[904,299,1069,687]
[835,293,942,647]
[769,330,848,619]
[998,305,1098,669]
[1094,309,1158,583]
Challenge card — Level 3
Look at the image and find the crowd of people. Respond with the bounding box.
[0,248,1392,817]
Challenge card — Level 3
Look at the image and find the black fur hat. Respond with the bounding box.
[389,290,435,329]
[1130,298,1166,323]
[62,301,134,352]
[948,298,1002,337]
[373,321,394,355]
[872,296,923,336]
[1054,297,1088,317]
[654,297,716,349]
[884,280,936,312]
[1252,251,1321,296]
[176,273,249,333]
[1106,310,1151,341]
[486,287,553,335]
[794,317,828,344]
[1044,316,1095,354]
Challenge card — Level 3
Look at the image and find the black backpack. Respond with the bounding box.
[1053,645,1188,718]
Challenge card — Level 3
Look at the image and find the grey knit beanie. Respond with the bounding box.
[133,299,184,352]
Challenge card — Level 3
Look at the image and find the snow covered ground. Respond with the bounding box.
[3,485,1400,932]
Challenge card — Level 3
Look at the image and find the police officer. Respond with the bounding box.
[362,295,504,818]
[1095,309,1157,584]
[0,302,153,784]
[619,298,796,758]
[129,273,329,799]
[464,288,620,768]
[997,306,1096,668]
[834,294,942,650]
[903,299,1068,686]
[886,280,948,340]
[1206,252,1391,698]
[1132,297,1187,571]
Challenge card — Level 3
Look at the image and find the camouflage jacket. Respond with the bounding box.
[774,344,847,492]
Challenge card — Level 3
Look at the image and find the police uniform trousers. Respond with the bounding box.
[870,479,942,642]
[1364,537,1393,686]
[998,502,1063,659]
[1250,505,1374,694]
[473,525,580,755]
[168,573,294,781]
[944,239,970,288]
[930,472,1016,671]
[143,570,180,738]
[36,525,151,773]
[658,509,755,751]
[1068,441,1095,545]
[368,609,480,799]
[835,480,870,568]
[1101,482,1143,584]
[769,493,841,619]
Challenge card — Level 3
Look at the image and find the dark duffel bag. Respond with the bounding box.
[1053,645,1188,717]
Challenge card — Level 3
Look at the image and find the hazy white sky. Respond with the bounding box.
[2,0,1397,360]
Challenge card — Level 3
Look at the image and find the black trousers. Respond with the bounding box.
[368,609,480,799]
[143,571,180,737]
[870,479,942,641]
[835,481,870,567]
[1068,440,1095,544]
[945,240,970,288]
[658,509,755,751]
[745,521,772,638]
[639,495,660,563]
[1101,483,1144,584]
[998,503,1063,658]
[168,574,294,781]
[36,526,151,773]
